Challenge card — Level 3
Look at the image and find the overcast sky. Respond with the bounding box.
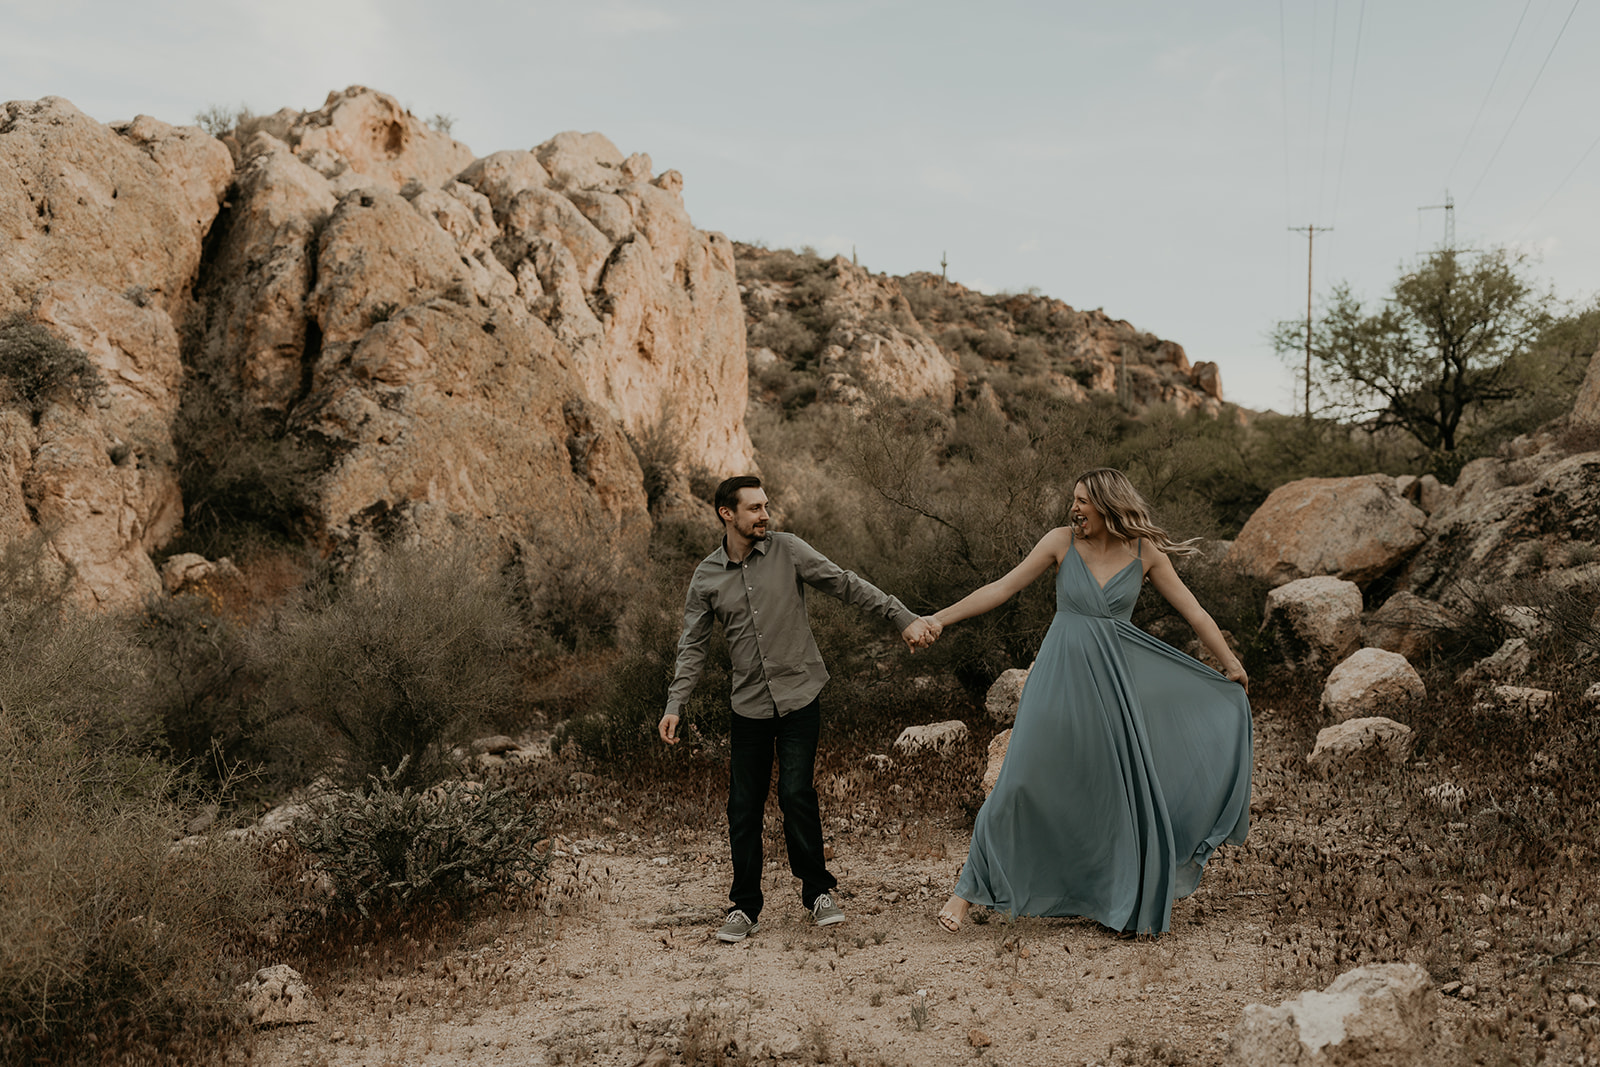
[6,0,1600,412]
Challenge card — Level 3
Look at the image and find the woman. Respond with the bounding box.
[923,468,1252,938]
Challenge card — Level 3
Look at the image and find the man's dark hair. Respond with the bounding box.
[714,475,762,516]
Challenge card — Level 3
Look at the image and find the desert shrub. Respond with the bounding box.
[0,314,101,414]
[170,382,325,560]
[749,311,820,364]
[0,538,268,1063]
[552,520,732,764]
[257,539,521,790]
[517,525,641,652]
[291,762,549,918]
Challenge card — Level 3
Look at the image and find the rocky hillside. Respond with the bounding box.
[2,85,1233,611]
[735,243,1226,418]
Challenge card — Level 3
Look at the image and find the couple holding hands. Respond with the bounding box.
[659,471,1252,944]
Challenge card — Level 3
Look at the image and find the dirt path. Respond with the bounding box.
[255,713,1481,1066]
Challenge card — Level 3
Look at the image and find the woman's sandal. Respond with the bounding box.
[937,897,968,933]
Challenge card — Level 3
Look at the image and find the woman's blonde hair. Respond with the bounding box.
[1074,468,1201,557]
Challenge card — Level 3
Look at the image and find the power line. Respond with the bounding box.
[1315,0,1342,223]
[1445,0,1535,188]
[1329,0,1367,229]
[1464,0,1583,208]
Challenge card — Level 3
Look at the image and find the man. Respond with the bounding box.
[660,475,935,943]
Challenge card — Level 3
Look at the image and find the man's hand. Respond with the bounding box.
[659,714,681,744]
[902,616,942,651]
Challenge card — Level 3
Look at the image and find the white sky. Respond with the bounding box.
[6,0,1600,412]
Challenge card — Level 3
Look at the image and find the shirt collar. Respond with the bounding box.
[716,533,772,567]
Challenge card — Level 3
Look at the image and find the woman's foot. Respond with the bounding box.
[937,895,969,933]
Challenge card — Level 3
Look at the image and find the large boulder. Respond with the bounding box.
[1231,962,1435,1066]
[1230,475,1428,587]
[1320,649,1426,723]
[1363,591,1453,660]
[1262,576,1363,672]
[1401,450,1600,600]
[272,86,475,196]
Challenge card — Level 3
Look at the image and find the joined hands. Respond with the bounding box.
[901,615,943,651]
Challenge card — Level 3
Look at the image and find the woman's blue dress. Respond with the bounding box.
[954,541,1253,936]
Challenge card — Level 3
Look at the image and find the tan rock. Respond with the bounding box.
[309,188,474,349]
[982,729,1011,796]
[984,668,1029,725]
[199,138,336,412]
[1307,717,1414,775]
[1320,649,1426,723]
[0,97,231,320]
[1231,475,1428,586]
[239,964,318,1027]
[1475,685,1555,717]
[1363,592,1453,660]
[1262,576,1363,672]
[1231,962,1434,1065]
[283,86,474,196]
[893,720,969,755]
[301,301,648,553]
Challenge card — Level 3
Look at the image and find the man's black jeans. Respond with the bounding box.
[727,697,836,920]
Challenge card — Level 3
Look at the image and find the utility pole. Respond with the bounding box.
[1289,225,1333,423]
[940,251,948,282]
[1418,191,1456,250]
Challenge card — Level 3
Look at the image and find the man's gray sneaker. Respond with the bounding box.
[717,909,760,942]
[810,893,846,927]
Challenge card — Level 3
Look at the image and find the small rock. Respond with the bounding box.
[1423,782,1466,815]
[1231,963,1433,1066]
[968,1028,992,1047]
[472,734,521,755]
[1441,981,1462,997]
[863,753,894,771]
[1570,992,1598,1017]
[1474,684,1555,717]
[238,965,318,1027]
[601,815,619,829]
[1583,682,1600,711]
[892,720,968,755]
[1306,717,1414,775]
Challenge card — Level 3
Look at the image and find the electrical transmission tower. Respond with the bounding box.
[1289,224,1333,423]
[1419,192,1456,250]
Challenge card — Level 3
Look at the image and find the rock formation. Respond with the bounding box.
[0,97,232,606]
[2,86,752,605]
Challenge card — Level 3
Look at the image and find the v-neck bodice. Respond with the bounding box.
[1063,543,1141,620]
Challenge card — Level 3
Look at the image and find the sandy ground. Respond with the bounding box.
[254,713,1485,1067]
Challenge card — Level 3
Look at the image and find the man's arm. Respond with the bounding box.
[660,578,714,744]
[785,535,920,635]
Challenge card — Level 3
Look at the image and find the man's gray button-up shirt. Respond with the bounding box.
[665,532,918,720]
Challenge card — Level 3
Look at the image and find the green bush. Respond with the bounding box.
[292,762,549,918]
[0,314,101,414]
[257,539,521,790]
